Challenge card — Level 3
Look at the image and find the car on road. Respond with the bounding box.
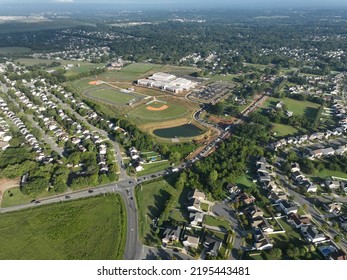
[35,200,41,204]
[65,195,71,199]
[88,189,94,193]
[31,199,36,203]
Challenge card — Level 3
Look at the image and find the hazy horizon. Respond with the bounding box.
[0,0,347,12]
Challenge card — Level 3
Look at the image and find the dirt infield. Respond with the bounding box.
[0,178,19,204]
[146,105,169,111]
[89,80,102,85]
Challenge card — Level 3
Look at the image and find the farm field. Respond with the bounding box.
[0,194,126,260]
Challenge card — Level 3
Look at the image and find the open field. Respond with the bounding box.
[0,178,19,206]
[311,169,347,180]
[263,97,320,118]
[0,194,126,260]
[136,161,171,176]
[0,47,32,54]
[135,178,176,242]
[16,58,105,76]
[203,215,231,230]
[272,123,300,137]
[97,63,199,83]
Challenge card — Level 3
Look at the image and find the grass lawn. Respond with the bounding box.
[135,178,176,242]
[0,47,31,54]
[203,215,231,231]
[272,123,299,137]
[97,63,163,82]
[271,218,302,250]
[311,169,347,180]
[84,84,142,105]
[0,194,126,259]
[263,97,320,119]
[128,98,191,123]
[136,161,171,176]
[2,187,58,208]
[235,174,257,190]
[201,202,209,212]
[169,209,187,223]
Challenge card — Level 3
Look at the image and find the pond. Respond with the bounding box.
[153,124,203,138]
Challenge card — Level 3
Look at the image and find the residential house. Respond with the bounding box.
[292,171,305,182]
[254,232,273,251]
[325,180,341,190]
[245,205,264,219]
[183,234,199,249]
[203,235,222,257]
[234,192,255,205]
[324,203,342,214]
[301,226,327,243]
[190,212,204,226]
[321,147,335,156]
[309,149,323,159]
[288,213,311,229]
[187,198,203,212]
[279,200,298,215]
[190,189,206,201]
[291,162,300,173]
[268,191,287,203]
[162,226,182,244]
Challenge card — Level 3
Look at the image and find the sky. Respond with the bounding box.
[0,0,346,9]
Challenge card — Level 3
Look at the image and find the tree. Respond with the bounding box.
[169,151,181,164]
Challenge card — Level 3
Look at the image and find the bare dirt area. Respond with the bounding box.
[0,178,19,204]
[146,105,169,111]
[208,115,236,125]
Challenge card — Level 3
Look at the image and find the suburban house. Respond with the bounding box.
[288,213,311,229]
[203,235,222,257]
[292,171,305,182]
[301,226,327,243]
[291,162,301,173]
[162,226,182,244]
[268,191,288,203]
[190,189,206,201]
[234,192,256,205]
[325,180,341,190]
[187,198,203,212]
[190,212,204,226]
[324,202,342,214]
[279,200,298,214]
[245,205,264,219]
[254,232,273,251]
[183,234,199,249]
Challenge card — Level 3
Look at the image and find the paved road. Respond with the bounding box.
[212,203,243,259]
[141,245,194,260]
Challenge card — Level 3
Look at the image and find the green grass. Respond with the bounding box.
[272,123,299,137]
[136,161,171,176]
[271,218,302,250]
[263,97,320,118]
[235,174,257,189]
[0,194,126,259]
[0,47,31,54]
[201,202,209,212]
[135,178,176,241]
[85,84,142,105]
[311,169,347,180]
[128,98,190,123]
[97,63,163,82]
[169,209,187,223]
[203,215,231,230]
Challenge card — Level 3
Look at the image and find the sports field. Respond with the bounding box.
[73,78,144,106]
[0,194,126,260]
[128,99,191,123]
